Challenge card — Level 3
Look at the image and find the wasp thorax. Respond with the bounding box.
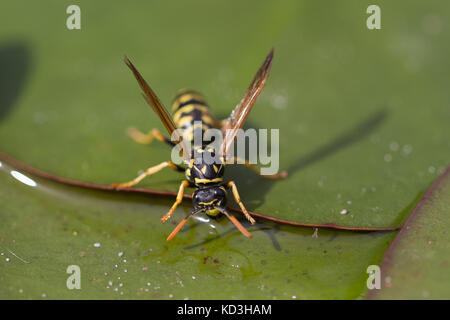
[185,146,225,186]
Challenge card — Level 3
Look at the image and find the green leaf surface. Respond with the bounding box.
[0,1,449,229]
[0,0,449,299]
[368,168,450,299]
[0,161,395,299]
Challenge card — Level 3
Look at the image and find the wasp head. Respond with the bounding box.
[192,186,227,216]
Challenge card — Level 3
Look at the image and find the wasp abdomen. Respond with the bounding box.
[172,89,216,144]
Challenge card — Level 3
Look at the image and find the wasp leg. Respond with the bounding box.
[161,180,191,223]
[126,127,175,146]
[225,157,287,179]
[166,207,204,241]
[111,161,183,189]
[216,207,252,238]
[226,181,255,225]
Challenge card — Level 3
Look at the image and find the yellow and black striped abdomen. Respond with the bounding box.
[172,89,216,144]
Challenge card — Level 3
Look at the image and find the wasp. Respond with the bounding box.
[112,49,287,241]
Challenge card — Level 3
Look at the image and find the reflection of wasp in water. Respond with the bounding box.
[112,49,287,241]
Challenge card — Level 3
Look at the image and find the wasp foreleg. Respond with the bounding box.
[161,180,191,223]
[226,181,256,225]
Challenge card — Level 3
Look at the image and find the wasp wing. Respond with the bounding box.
[220,49,274,159]
[124,56,190,162]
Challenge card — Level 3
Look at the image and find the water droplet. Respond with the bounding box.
[389,142,399,151]
[402,144,413,155]
[384,154,392,162]
[271,93,288,110]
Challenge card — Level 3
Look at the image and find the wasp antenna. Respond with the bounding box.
[166,208,204,241]
[216,207,252,238]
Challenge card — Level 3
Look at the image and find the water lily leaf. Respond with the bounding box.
[0,0,449,300]
[368,167,450,299]
[0,152,398,232]
[0,161,396,299]
[0,1,448,230]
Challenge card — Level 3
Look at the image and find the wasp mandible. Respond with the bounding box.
[112,49,287,241]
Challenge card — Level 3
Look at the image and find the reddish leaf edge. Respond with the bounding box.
[0,151,400,232]
[366,165,450,299]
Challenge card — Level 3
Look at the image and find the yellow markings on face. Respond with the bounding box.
[205,208,220,216]
[213,165,218,173]
[194,177,223,184]
[189,159,195,168]
[198,199,217,206]
[196,148,204,153]
[173,105,210,123]
[201,165,207,174]
[185,168,191,177]
[207,148,215,153]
